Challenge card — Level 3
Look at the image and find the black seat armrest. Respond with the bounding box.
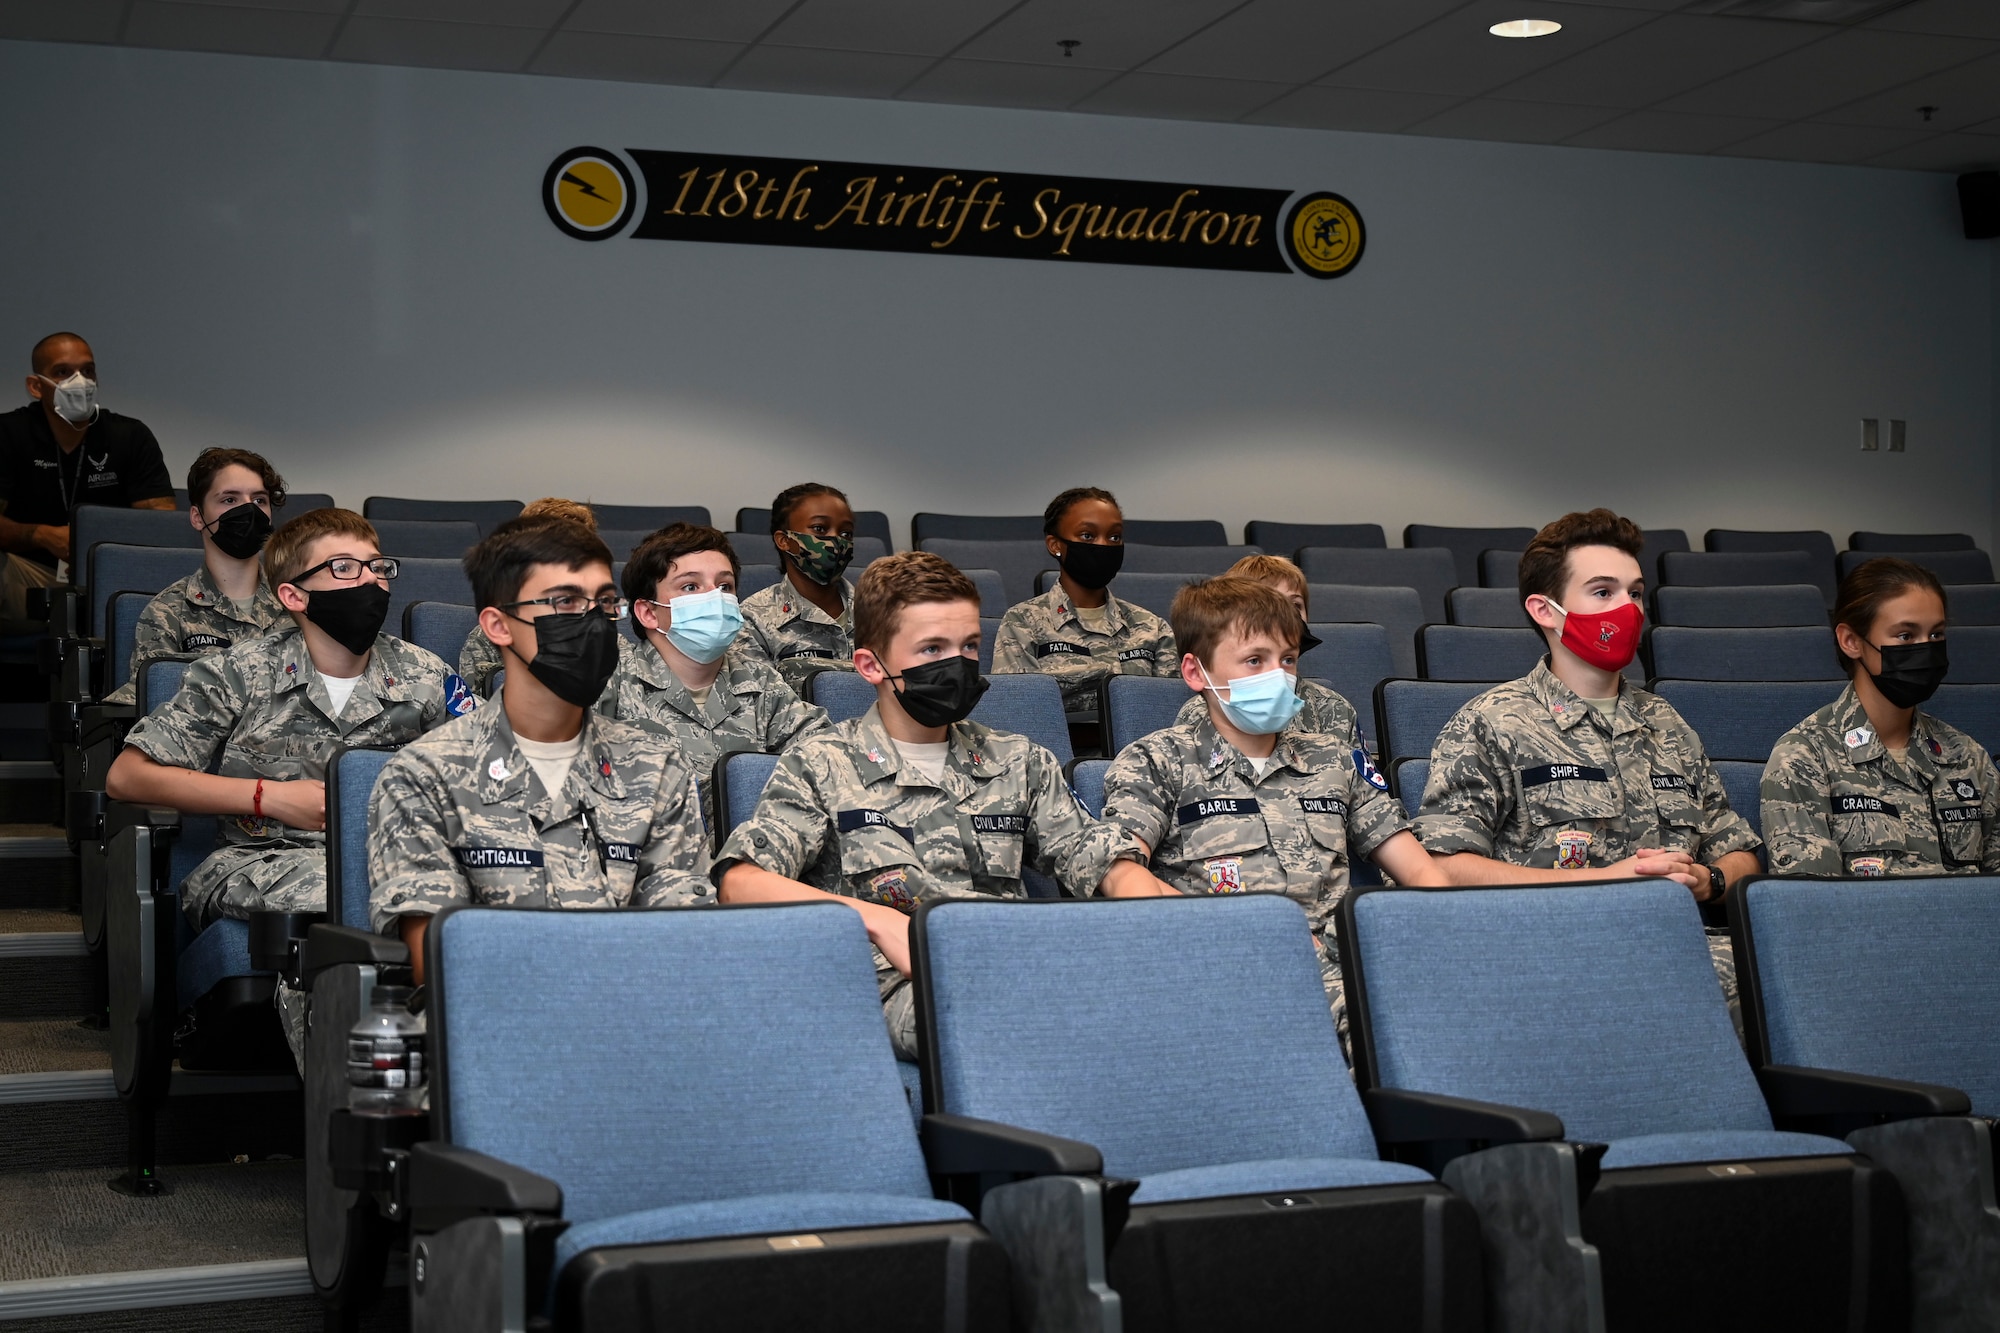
[1364,1087,1566,1146]
[103,802,182,839]
[78,702,137,745]
[300,924,410,984]
[1757,1064,1970,1124]
[920,1113,1104,1177]
[407,1141,563,1233]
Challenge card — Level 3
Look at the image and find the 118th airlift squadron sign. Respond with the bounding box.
[542,145,1365,280]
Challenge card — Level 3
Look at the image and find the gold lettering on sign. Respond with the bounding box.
[979,189,1007,231]
[775,166,817,222]
[1014,189,1058,240]
[1146,190,1197,242]
[815,175,876,231]
[1230,214,1262,246]
[914,175,959,229]
[716,169,758,218]
[1199,212,1232,244]
[934,177,998,250]
[1178,210,1207,242]
[1051,201,1088,255]
[1113,206,1148,240]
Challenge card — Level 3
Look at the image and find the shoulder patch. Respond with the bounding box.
[443,674,478,717]
[1352,749,1388,791]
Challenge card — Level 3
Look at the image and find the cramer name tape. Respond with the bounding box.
[544,146,1365,280]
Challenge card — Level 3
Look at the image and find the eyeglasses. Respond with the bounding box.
[293,556,399,583]
[501,593,630,620]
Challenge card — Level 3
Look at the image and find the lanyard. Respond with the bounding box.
[55,440,85,515]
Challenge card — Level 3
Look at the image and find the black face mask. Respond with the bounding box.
[522,610,621,708]
[890,655,989,729]
[1055,538,1124,592]
[1296,619,1323,656]
[302,583,390,656]
[203,503,273,561]
[1870,640,1948,709]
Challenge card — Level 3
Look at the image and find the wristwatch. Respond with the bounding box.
[1705,865,1726,899]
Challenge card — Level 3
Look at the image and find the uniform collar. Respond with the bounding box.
[850,705,1005,790]
[1528,657,1642,737]
[184,562,280,621]
[630,638,744,723]
[772,577,854,628]
[1832,682,1955,774]
[1190,710,1306,781]
[1044,583,1128,634]
[476,704,629,816]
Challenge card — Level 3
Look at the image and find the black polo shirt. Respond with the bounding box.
[0,404,175,566]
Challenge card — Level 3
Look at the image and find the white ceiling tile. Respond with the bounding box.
[764,0,1017,58]
[124,1,339,55]
[147,0,348,12]
[355,0,572,24]
[1241,83,1460,132]
[1655,27,1993,120]
[898,57,1118,109]
[563,0,794,44]
[530,30,742,85]
[1866,0,2000,41]
[1491,14,1825,108]
[330,16,547,70]
[716,45,934,98]
[1812,50,2000,131]
[1403,96,1626,142]
[1562,108,1781,152]
[0,0,125,42]
[1714,119,1935,163]
[955,0,1244,72]
[1142,0,1463,85]
[1318,0,1657,99]
[1073,71,1291,121]
[1858,131,2000,170]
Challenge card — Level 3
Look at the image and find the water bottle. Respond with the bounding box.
[347,985,426,1116]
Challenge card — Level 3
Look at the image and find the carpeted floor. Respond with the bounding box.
[0,907,80,935]
[0,1019,107,1075]
[0,1161,304,1282]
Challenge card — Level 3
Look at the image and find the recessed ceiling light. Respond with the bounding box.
[1489,18,1562,37]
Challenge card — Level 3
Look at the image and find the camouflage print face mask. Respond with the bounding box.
[783,531,855,586]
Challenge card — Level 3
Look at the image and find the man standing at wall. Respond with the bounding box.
[0,332,175,623]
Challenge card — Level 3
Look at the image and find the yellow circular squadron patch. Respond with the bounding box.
[1283,191,1366,279]
[543,147,637,241]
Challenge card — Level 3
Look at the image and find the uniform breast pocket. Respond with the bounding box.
[1647,771,1705,855]
[1300,799,1352,868]
[452,847,549,906]
[1829,791,1907,861]
[1521,767,1622,865]
[970,813,1027,882]
[1935,802,1984,866]
[838,825,924,909]
[1174,800,1272,893]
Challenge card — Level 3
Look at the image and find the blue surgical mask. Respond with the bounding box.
[1200,664,1303,736]
[658,588,742,664]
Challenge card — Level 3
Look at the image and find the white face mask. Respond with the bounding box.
[38,372,97,428]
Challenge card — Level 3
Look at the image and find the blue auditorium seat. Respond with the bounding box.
[1649,679,1843,762]
[1838,548,1994,585]
[1946,584,2000,625]
[1101,675,1190,753]
[1652,584,1826,627]
[406,905,1002,1328]
[87,543,203,637]
[910,513,1041,544]
[103,590,156,694]
[1299,623,1393,746]
[1848,531,1976,552]
[590,503,710,529]
[736,563,782,598]
[1416,624,1543,681]
[1944,624,2000,681]
[1713,759,1765,845]
[1647,626,1842,681]
[1242,520,1386,555]
[1311,583,1424,678]
[960,568,1008,617]
[914,895,1480,1329]
[1374,678,1487,769]
[1663,550,1832,608]
[383,557,473,631]
[913,539,1046,605]
[1929,681,2000,754]
[362,496,522,537]
[1445,586,1533,628]
[1341,878,1906,1331]
[1478,549,1520,588]
[1298,548,1457,625]
[594,528,653,561]
[1065,757,1109,817]
[401,601,478,666]
[1405,525,1538,591]
[366,518,479,560]
[1394,757,1428,814]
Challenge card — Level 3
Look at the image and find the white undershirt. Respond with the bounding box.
[1075,602,1110,629]
[1246,754,1274,778]
[896,739,949,785]
[322,673,362,717]
[516,732,584,800]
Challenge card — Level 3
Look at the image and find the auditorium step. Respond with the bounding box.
[0,823,77,913]
[0,762,58,826]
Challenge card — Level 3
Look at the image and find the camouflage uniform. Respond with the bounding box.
[604,640,832,817]
[990,586,1178,715]
[739,576,857,692]
[1761,683,2000,878]
[104,566,286,706]
[122,627,463,1067]
[367,703,712,935]
[1174,678,1360,750]
[1103,710,1404,1056]
[456,624,642,700]
[1415,659,1760,1011]
[712,704,1145,1057]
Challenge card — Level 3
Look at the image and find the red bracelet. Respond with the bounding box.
[253,779,264,819]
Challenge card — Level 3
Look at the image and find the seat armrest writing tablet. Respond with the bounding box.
[1755,1065,1970,1122]
[919,1113,1105,1177]
[300,923,411,984]
[1362,1087,1566,1146]
[407,1141,564,1230]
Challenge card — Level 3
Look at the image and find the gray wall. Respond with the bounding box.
[2,39,1991,549]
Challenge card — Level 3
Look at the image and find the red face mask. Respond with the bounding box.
[1548,598,1642,673]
